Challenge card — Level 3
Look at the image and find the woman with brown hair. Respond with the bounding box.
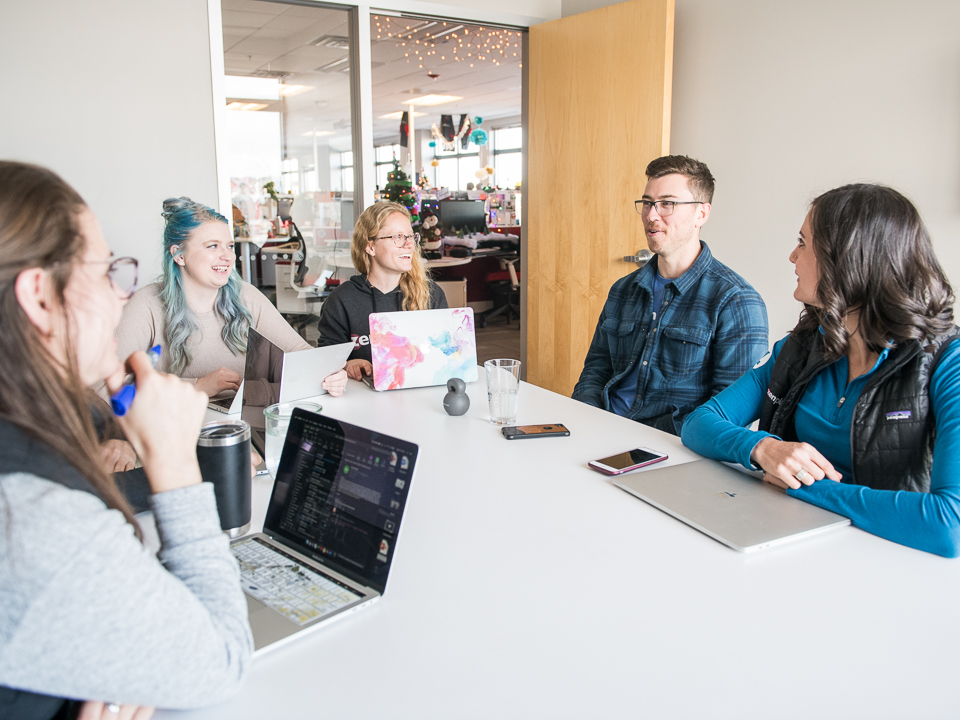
[0,161,252,719]
[682,183,960,557]
[316,202,447,380]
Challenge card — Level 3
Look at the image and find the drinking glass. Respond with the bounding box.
[263,401,321,477]
[485,359,521,425]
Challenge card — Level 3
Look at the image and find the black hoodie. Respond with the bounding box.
[316,274,448,362]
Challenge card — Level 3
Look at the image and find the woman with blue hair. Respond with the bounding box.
[114,197,346,401]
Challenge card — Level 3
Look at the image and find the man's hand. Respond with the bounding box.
[100,439,137,473]
[344,359,372,381]
[751,436,843,490]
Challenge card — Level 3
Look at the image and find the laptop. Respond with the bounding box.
[209,330,353,414]
[240,328,353,429]
[365,307,478,391]
[231,408,418,654]
[208,381,244,414]
[613,459,850,552]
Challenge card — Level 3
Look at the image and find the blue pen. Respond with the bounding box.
[110,344,162,417]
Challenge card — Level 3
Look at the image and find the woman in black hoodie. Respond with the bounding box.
[317,202,447,380]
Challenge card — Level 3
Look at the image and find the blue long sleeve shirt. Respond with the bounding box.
[572,242,769,436]
[681,335,960,557]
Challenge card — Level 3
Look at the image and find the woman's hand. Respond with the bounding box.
[78,701,154,720]
[195,367,241,398]
[344,359,372,381]
[322,369,348,397]
[99,439,137,473]
[105,351,207,494]
[751,436,843,490]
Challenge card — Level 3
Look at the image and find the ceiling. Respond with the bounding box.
[221,0,523,158]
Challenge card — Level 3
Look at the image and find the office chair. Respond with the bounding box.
[476,255,520,328]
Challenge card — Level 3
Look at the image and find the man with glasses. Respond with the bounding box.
[572,155,768,435]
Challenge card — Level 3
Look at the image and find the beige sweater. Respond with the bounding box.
[109,282,311,406]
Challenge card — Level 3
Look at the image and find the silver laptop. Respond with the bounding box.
[231,408,418,655]
[613,459,850,552]
[208,329,352,414]
[240,328,353,434]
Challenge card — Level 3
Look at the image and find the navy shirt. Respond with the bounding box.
[609,270,676,416]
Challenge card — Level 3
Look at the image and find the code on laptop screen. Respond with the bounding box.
[263,409,417,594]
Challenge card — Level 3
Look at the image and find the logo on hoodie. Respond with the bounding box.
[351,333,370,349]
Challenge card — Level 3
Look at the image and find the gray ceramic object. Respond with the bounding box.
[443,377,470,416]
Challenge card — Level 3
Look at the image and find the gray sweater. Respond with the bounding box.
[0,474,253,708]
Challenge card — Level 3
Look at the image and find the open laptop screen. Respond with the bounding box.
[263,409,417,594]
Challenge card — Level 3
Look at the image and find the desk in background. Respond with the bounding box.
[156,378,960,719]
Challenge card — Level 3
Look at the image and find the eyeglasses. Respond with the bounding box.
[376,232,420,248]
[84,256,139,299]
[635,200,703,217]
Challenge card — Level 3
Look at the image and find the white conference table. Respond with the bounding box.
[156,377,960,719]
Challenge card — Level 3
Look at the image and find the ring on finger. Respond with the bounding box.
[795,468,810,482]
[107,703,121,714]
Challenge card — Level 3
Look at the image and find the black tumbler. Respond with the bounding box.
[196,420,252,537]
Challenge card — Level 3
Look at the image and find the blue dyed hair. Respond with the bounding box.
[160,197,252,375]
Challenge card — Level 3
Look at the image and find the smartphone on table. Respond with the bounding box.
[588,447,668,475]
[501,424,570,440]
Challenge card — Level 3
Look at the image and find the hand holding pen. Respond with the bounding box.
[110,344,161,416]
[104,348,208,493]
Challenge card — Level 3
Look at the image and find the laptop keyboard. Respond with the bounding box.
[232,537,362,626]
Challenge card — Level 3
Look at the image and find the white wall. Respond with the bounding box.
[0,0,219,286]
[562,0,960,342]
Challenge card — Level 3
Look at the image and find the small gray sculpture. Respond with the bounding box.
[443,377,470,416]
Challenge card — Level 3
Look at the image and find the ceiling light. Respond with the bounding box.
[430,25,464,40]
[279,84,312,97]
[223,75,279,101]
[379,111,427,120]
[226,102,270,111]
[406,94,462,106]
[302,130,336,136]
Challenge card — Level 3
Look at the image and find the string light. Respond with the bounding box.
[372,15,523,70]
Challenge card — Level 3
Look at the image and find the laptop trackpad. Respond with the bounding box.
[247,596,298,650]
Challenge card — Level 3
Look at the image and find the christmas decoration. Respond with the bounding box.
[373,17,522,70]
[420,210,443,250]
[431,115,470,151]
[383,157,420,227]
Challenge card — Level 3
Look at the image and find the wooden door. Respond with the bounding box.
[525,0,674,396]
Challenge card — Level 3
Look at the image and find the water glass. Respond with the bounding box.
[485,359,521,425]
[263,401,322,477]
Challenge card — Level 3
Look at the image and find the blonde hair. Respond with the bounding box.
[351,202,432,311]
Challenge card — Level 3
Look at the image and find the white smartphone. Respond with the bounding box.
[588,447,668,476]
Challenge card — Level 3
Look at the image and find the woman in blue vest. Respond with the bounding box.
[0,162,251,718]
[682,183,960,557]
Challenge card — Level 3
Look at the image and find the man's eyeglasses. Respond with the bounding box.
[84,257,139,299]
[635,200,703,217]
[376,232,420,248]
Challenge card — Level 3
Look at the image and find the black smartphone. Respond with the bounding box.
[588,447,668,475]
[501,424,570,440]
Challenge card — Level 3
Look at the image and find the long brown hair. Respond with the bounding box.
[798,183,954,360]
[0,161,139,532]
[351,202,432,310]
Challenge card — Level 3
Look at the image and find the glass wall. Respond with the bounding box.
[221,0,357,269]
[370,14,523,194]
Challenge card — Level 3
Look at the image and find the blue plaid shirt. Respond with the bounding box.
[572,241,769,435]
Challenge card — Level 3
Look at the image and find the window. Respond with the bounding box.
[491,126,522,190]
[375,144,401,189]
